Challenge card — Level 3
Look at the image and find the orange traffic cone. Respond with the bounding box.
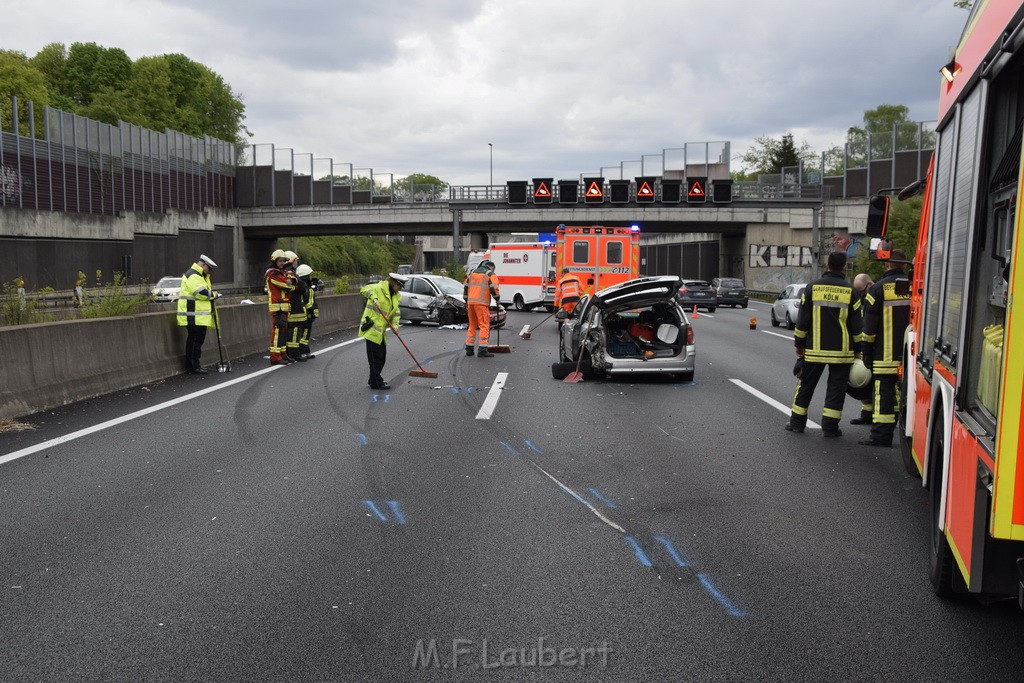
[692,305,699,319]
[749,316,757,330]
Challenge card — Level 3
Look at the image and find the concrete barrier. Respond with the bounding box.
[0,293,364,420]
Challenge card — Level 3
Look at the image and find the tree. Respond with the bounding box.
[394,173,449,199]
[845,104,925,165]
[64,42,131,106]
[0,50,50,135]
[28,43,74,110]
[850,194,922,280]
[739,133,816,176]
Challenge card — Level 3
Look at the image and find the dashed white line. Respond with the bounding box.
[729,378,821,430]
[475,372,509,420]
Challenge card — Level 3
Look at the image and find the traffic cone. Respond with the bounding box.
[692,305,699,319]
[749,316,757,330]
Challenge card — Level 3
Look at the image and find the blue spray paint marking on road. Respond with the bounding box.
[499,441,520,456]
[450,387,460,394]
[387,500,406,525]
[356,434,368,446]
[587,488,618,509]
[523,440,543,455]
[383,394,391,403]
[697,573,746,617]
[363,500,388,521]
[624,536,653,567]
[653,535,689,567]
[466,386,475,393]
[371,394,379,402]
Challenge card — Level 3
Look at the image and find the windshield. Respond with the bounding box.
[432,277,464,296]
[156,277,180,288]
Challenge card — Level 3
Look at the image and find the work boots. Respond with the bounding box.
[465,345,475,357]
[477,348,494,358]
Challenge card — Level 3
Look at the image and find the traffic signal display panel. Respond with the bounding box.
[533,178,553,204]
[584,177,605,204]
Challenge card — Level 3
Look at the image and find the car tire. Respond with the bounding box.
[675,371,694,383]
[785,312,795,330]
[771,309,780,327]
[707,307,716,313]
[545,305,556,313]
[409,320,423,325]
[438,309,455,327]
[741,300,748,308]
[513,294,525,311]
[551,361,576,380]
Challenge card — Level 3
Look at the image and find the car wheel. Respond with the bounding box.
[409,320,423,325]
[742,300,748,308]
[928,411,967,597]
[786,312,795,330]
[438,309,455,326]
[675,371,694,383]
[707,307,716,313]
[513,294,525,311]
[551,361,576,380]
[771,309,780,327]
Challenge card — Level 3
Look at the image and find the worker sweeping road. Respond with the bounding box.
[464,259,500,358]
[359,272,407,390]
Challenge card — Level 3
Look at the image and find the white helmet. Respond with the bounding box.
[848,358,872,389]
[284,250,298,261]
[271,249,287,260]
[296,264,313,277]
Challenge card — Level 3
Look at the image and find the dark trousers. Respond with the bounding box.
[365,338,387,388]
[791,360,850,434]
[300,319,313,355]
[870,375,900,444]
[185,323,208,372]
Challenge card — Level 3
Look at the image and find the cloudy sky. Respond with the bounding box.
[6,0,969,186]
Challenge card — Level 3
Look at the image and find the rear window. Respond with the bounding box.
[571,240,589,264]
[606,241,623,265]
[721,279,744,287]
[684,280,709,287]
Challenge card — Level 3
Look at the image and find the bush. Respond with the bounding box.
[80,271,152,318]
[333,275,351,294]
[0,281,51,326]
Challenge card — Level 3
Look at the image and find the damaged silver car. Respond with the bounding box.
[399,274,506,328]
[552,275,695,381]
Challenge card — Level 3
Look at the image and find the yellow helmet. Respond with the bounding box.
[271,249,287,260]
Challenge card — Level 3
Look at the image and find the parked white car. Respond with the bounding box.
[151,276,181,302]
[771,284,806,329]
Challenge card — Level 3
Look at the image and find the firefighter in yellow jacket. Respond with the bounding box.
[464,259,500,357]
[359,273,406,390]
[786,251,863,438]
[176,254,220,374]
[266,249,296,366]
[858,251,911,448]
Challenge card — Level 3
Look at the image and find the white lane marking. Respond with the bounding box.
[529,460,625,533]
[475,372,509,420]
[0,337,364,467]
[729,378,821,430]
[762,330,793,341]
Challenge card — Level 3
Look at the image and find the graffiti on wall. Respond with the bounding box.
[748,244,812,268]
[1,165,22,201]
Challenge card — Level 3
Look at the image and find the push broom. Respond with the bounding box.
[488,316,511,353]
[372,302,438,379]
[520,308,559,340]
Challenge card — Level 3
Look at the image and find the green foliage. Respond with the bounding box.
[395,173,449,199]
[440,259,466,284]
[0,281,51,326]
[80,271,151,318]
[332,275,351,294]
[64,42,132,106]
[739,133,816,175]
[279,235,411,277]
[850,194,922,280]
[0,50,51,135]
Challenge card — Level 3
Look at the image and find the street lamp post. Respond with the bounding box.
[488,143,493,190]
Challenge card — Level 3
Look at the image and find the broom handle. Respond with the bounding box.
[371,301,429,373]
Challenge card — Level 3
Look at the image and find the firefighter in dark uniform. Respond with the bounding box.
[848,272,875,425]
[285,264,310,362]
[858,250,911,447]
[296,264,319,360]
[786,251,863,438]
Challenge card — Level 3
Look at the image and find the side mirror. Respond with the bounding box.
[865,194,890,238]
[555,309,569,320]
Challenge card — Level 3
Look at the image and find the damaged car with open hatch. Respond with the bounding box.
[551,275,696,382]
[399,274,506,328]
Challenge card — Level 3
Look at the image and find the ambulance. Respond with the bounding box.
[554,224,642,299]
[487,241,557,311]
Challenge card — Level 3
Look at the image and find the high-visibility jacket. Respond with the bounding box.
[176,262,216,327]
[464,267,500,306]
[793,271,862,364]
[555,274,582,309]
[861,267,911,374]
[359,279,401,345]
[266,266,294,313]
[287,277,309,323]
[303,278,318,319]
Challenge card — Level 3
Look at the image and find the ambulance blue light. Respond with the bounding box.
[630,225,641,232]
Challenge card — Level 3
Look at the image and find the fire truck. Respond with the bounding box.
[487,241,557,311]
[553,225,642,299]
[881,0,1024,606]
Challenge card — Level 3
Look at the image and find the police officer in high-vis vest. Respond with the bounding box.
[858,250,911,448]
[786,251,863,438]
[464,259,500,357]
[176,254,220,374]
[359,272,406,390]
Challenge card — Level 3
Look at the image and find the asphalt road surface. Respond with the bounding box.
[2,303,1022,681]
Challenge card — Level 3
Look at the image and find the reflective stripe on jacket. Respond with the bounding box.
[861,269,910,374]
[464,267,499,306]
[793,271,862,363]
[359,279,401,345]
[555,274,581,308]
[266,266,294,313]
[176,263,216,327]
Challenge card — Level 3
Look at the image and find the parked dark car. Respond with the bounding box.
[711,277,748,308]
[675,279,717,312]
[399,274,506,328]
